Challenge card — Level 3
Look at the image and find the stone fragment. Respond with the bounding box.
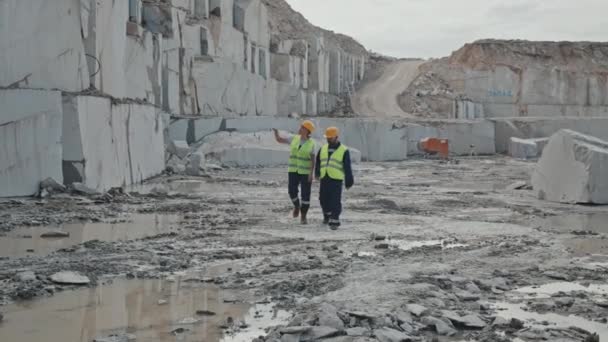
[196,310,216,316]
[492,316,509,326]
[344,311,377,319]
[40,230,70,238]
[167,140,190,159]
[532,129,608,204]
[465,282,481,293]
[506,181,529,191]
[177,317,200,325]
[421,316,457,336]
[373,327,413,342]
[392,310,413,324]
[15,271,37,282]
[455,290,480,301]
[186,152,205,176]
[71,182,99,195]
[318,303,345,330]
[346,327,368,336]
[404,304,428,317]
[280,326,312,334]
[302,326,340,340]
[40,178,66,192]
[593,299,608,308]
[555,297,575,306]
[441,311,486,329]
[509,318,525,330]
[49,271,90,285]
[543,271,571,281]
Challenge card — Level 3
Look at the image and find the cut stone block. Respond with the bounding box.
[186,152,205,176]
[0,89,63,197]
[508,137,549,160]
[532,129,608,204]
[62,95,165,192]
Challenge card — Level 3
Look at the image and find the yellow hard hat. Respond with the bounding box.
[301,120,315,134]
[324,127,339,138]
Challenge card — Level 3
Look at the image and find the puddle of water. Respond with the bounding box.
[540,213,608,234]
[514,282,608,298]
[491,302,608,340]
[0,278,290,342]
[0,214,181,258]
[562,238,608,257]
[388,239,467,251]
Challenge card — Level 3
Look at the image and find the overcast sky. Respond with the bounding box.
[284,0,608,58]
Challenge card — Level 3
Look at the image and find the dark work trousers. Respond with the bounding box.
[319,178,343,227]
[288,172,312,211]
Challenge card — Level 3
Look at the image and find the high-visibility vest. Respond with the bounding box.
[288,136,315,175]
[320,144,347,180]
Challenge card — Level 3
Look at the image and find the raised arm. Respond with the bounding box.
[273,128,290,145]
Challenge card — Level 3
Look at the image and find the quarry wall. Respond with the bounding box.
[0,0,368,196]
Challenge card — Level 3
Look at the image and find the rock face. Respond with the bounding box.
[532,129,608,204]
[49,271,90,285]
[400,40,608,120]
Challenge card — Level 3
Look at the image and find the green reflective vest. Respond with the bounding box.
[288,136,315,175]
[320,144,347,181]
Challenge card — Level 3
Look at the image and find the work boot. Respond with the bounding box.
[292,206,300,218]
[322,214,330,225]
[329,219,340,230]
[300,208,308,225]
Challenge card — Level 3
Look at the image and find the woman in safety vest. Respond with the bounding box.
[315,127,354,230]
[273,120,316,224]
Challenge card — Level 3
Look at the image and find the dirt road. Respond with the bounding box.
[352,60,424,118]
[1,158,608,341]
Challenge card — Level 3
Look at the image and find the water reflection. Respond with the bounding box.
[0,278,289,342]
[0,214,181,258]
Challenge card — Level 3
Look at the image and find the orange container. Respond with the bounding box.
[419,138,449,158]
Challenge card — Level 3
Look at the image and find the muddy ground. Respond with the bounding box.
[0,157,607,342]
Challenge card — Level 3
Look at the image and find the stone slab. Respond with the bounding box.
[532,129,608,204]
[508,137,549,160]
[0,89,63,197]
[493,117,608,153]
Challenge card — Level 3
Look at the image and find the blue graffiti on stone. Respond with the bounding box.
[487,89,513,97]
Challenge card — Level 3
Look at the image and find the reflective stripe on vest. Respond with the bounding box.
[320,144,347,181]
[288,136,314,175]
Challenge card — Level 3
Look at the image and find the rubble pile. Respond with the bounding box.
[398,70,455,118]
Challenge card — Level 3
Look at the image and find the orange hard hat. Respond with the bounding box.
[324,126,339,138]
[301,120,315,133]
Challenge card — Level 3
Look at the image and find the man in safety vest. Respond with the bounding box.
[273,120,316,224]
[315,127,354,230]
